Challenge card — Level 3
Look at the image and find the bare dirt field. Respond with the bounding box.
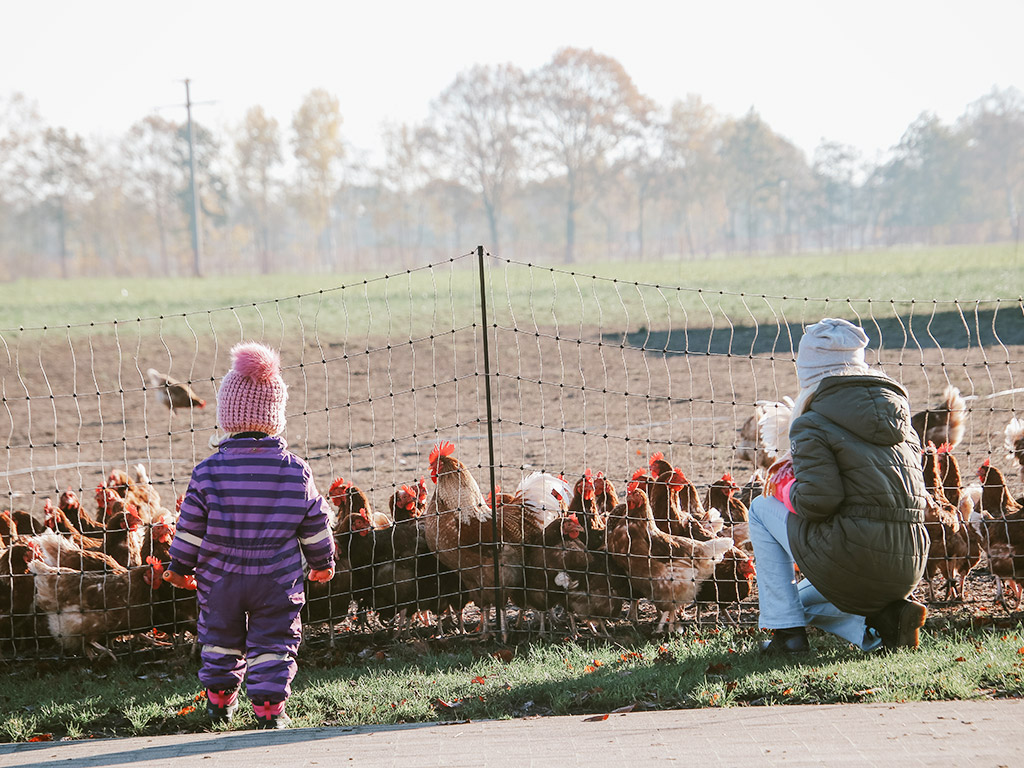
[4,323,1021,504]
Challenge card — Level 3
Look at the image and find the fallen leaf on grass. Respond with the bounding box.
[470,676,488,685]
[28,734,52,742]
[177,705,196,716]
[853,688,878,697]
[583,713,609,722]
[434,698,462,710]
[654,646,677,664]
[492,649,514,663]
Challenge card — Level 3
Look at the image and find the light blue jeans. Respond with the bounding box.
[748,495,881,652]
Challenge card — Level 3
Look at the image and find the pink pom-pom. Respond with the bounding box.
[230,342,281,382]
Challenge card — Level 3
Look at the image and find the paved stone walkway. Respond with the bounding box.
[0,700,1020,768]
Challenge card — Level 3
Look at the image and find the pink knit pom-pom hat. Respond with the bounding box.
[216,342,288,436]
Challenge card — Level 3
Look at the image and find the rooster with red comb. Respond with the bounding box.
[422,440,528,639]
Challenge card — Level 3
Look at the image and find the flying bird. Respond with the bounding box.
[147,369,206,414]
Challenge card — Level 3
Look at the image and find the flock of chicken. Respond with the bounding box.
[314,443,754,641]
[2,383,1024,657]
[0,469,195,658]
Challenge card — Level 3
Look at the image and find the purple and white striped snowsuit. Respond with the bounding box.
[168,435,335,705]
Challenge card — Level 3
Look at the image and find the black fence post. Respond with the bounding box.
[477,245,504,627]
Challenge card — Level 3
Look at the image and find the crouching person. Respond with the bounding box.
[164,342,335,729]
[748,318,930,655]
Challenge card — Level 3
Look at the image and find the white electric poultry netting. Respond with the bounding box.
[1,249,1023,658]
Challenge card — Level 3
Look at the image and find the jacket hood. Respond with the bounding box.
[808,375,911,447]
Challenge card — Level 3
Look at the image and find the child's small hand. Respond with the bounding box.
[308,566,335,583]
[162,570,198,590]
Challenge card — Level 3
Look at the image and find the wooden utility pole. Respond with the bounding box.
[184,79,203,277]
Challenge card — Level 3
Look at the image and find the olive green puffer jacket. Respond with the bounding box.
[786,374,930,616]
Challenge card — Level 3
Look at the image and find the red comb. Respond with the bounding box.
[485,485,502,507]
[627,481,640,494]
[631,468,647,481]
[721,473,734,485]
[328,477,350,506]
[937,442,953,454]
[429,442,455,484]
[649,452,665,467]
[125,505,143,528]
[429,441,455,466]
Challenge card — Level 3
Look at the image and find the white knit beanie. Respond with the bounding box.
[795,318,870,390]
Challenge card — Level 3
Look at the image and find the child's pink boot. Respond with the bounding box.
[253,699,290,730]
[206,688,239,724]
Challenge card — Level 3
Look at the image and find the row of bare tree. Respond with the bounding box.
[1,47,1022,280]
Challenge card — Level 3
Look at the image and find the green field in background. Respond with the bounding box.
[1,245,1021,341]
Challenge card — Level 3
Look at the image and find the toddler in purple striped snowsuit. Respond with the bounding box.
[165,342,335,729]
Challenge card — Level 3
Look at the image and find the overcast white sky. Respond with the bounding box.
[4,0,1022,164]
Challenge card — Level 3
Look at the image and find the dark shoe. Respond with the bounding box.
[867,599,927,650]
[760,626,810,655]
[205,688,239,724]
[253,700,289,730]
